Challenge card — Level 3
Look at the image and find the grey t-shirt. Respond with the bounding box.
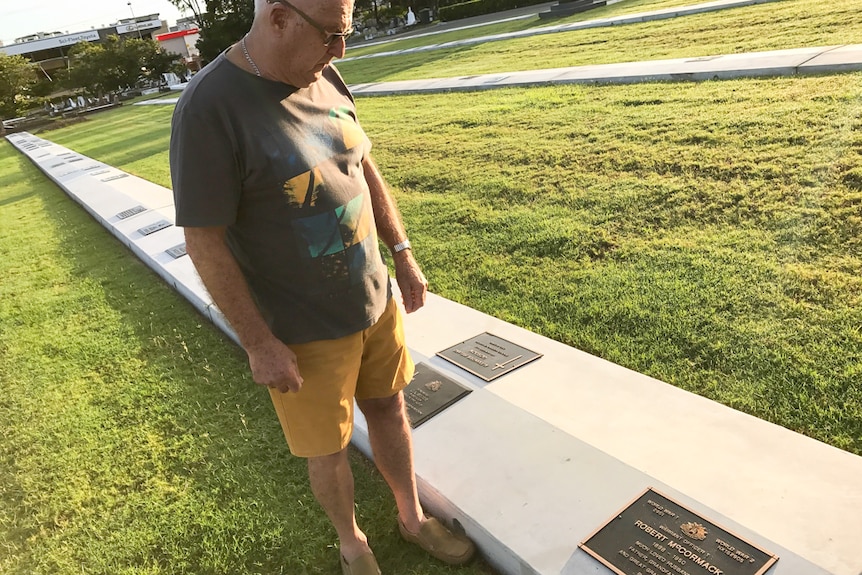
[169,53,390,344]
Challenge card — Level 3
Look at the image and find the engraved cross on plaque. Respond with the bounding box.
[492,354,523,371]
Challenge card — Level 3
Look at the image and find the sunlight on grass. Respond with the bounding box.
[2,1,861,570]
[353,76,862,453]
[32,73,862,456]
[345,0,752,59]
[338,0,862,82]
[0,143,498,574]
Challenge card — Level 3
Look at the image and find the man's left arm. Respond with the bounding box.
[363,154,428,313]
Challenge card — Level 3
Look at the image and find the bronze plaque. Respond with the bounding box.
[101,173,129,182]
[580,488,778,575]
[137,220,171,236]
[403,363,471,428]
[436,332,542,381]
[116,205,147,220]
[165,243,187,259]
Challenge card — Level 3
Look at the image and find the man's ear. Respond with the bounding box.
[268,3,290,32]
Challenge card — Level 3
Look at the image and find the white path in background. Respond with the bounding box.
[340,0,785,63]
[348,44,862,95]
[137,44,862,104]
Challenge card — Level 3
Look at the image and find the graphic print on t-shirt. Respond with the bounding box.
[283,165,324,208]
[284,107,377,288]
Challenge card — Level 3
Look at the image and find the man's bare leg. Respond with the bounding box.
[357,392,425,534]
[307,448,372,562]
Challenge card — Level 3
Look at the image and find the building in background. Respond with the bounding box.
[155,28,201,74]
[0,14,168,78]
[172,15,201,32]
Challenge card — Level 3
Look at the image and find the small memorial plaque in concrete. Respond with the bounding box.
[437,332,542,381]
[101,173,130,182]
[580,488,778,575]
[88,169,110,176]
[165,243,187,259]
[137,220,171,236]
[116,205,147,219]
[403,363,471,428]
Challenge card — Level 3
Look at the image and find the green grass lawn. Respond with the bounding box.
[0,139,498,575]
[26,72,862,456]
[345,0,718,59]
[359,75,862,456]
[338,0,861,82]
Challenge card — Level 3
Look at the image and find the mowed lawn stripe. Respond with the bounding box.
[338,0,862,83]
[0,142,498,574]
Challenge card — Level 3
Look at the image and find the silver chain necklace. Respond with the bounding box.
[241,34,261,77]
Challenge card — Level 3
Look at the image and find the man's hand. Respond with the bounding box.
[394,252,428,313]
[246,337,304,394]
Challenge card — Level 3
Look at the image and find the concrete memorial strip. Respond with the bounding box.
[6,131,862,575]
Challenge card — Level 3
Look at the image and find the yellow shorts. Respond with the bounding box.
[268,297,414,457]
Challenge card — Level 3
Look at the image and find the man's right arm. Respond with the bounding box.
[184,226,303,393]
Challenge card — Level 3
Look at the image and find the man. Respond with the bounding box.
[168,0,476,574]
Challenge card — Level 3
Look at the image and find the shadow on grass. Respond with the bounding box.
[0,190,35,208]
[42,118,173,170]
[24,159,496,574]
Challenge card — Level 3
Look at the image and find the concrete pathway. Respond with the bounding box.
[137,43,862,106]
[348,44,862,95]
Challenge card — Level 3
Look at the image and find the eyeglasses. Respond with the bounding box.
[267,0,354,46]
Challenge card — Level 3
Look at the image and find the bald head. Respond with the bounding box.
[253,0,353,20]
[243,0,353,88]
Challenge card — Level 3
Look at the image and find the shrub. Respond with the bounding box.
[439,0,548,21]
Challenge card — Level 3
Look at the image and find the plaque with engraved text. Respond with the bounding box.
[101,173,130,182]
[116,205,147,220]
[137,220,171,236]
[580,488,778,575]
[437,332,542,381]
[403,363,471,428]
[165,243,187,259]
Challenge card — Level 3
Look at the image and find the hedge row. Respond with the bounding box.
[439,0,549,21]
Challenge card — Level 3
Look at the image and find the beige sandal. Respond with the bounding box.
[340,551,381,575]
[398,517,476,565]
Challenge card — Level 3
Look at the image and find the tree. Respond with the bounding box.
[166,0,206,26]
[140,43,183,88]
[67,36,180,95]
[68,38,122,95]
[0,53,37,118]
[355,0,381,26]
[195,0,254,64]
